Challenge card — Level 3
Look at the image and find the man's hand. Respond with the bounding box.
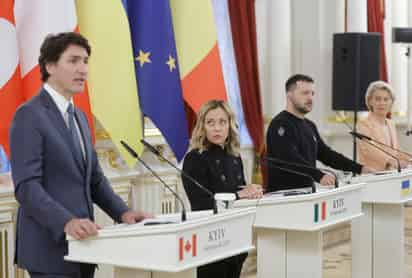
[320,174,336,186]
[237,184,264,199]
[64,218,101,240]
[120,210,153,224]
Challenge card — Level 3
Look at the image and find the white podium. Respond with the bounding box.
[65,207,255,278]
[235,183,364,278]
[350,169,412,278]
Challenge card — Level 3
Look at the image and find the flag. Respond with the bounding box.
[211,0,252,146]
[14,0,95,139]
[179,234,197,261]
[123,1,189,161]
[0,0,24,157]
[170,0,227,113]
[401,180,410,196]
[314,201,327,223]
[76,0,143,167]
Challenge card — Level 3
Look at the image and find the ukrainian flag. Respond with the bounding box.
[76,0,143,167]
[401,180,410,196]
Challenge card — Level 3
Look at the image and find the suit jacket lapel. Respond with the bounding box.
[39,90,86,174]
[74,109,92,178]
[74,109,94,217]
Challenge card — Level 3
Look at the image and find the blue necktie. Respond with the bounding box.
[67,104,85,169]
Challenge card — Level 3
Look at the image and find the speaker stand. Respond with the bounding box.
[353,110,358,162]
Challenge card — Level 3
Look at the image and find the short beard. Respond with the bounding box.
[293,102,312,114]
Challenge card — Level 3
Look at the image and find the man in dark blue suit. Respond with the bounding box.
[10,32,150,278]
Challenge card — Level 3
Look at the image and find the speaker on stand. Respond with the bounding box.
[332,32,381,161]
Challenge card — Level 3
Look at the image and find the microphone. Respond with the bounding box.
[259,157,317,193]
[348,132,401,173]
[140,139,218,215]
[262,155,339,188]
[349,131,371,141]
[336,113,409,171]
[351,131,412,160]
[120,140,187,222]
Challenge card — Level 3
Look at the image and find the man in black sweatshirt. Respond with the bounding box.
[266,74,373,191]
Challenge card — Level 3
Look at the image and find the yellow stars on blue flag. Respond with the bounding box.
[166,55,176,72]
[135,50,151,67]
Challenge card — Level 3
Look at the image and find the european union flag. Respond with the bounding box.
[124,0,189,161]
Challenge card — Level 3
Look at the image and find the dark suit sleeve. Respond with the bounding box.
[311,123,363,174]
[78,111,129,223]
[182,151,214,211]
[10,106,74,243]
[266,119,325,182]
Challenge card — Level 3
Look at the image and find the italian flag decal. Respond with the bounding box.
[314,201,327,222]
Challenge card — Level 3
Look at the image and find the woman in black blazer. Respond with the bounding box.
[182,100,262,278]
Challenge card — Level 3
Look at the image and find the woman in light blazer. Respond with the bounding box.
[356,81,410,170]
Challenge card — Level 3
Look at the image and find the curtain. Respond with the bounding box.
[367,0,388,81]
[227,0,264,154]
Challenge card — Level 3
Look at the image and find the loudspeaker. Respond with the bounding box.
[393,27,412,43]
[332,32,381,111]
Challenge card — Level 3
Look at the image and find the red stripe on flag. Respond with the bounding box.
[322,201,326,220]
[181,44,227,113]
[192,234,197,257]
[0,69,24,157]
[0,0,15,23]
[179,237,184,261]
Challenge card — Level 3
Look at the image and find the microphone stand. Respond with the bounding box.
[140,139,218,215]
[262,156,339,188]
[349,133,401,173]
[259,157,316,193]
[120,140,187,222]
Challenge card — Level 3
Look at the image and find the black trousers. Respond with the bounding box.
[29,263,95,278]
[197,253,248,278]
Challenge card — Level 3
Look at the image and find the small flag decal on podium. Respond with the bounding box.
[401,180,410,196]
[179,234,197,261]
[314,201,327,222]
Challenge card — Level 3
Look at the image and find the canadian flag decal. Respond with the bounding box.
[179,234,197,261]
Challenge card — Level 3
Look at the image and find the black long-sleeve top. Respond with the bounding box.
[266,110,362,191]
[182,145,246,211]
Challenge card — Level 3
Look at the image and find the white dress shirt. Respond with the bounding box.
[44,83,86,159]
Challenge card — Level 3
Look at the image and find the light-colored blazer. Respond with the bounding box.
[356,114,408,170]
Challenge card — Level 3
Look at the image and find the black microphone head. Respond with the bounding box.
[120,140,138,158]
[140,139,161,156]
[349,131,358,138]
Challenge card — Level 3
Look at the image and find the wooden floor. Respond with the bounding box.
[242,206,412,278]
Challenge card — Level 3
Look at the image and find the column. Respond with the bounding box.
[255,0,291,123]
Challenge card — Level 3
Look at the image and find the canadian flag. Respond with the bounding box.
[179,234,197,261]
[0,0,24,157]
[14,0,95,138]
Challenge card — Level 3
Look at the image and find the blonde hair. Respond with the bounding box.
[365,80,395,111]
[189,100,240,156]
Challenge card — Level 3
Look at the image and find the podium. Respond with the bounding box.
[65,207,255,278]
[235,183,364,278]
[350,169,412,278]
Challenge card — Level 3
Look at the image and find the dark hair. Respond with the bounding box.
[285,74,314,92]
[38,32,91,82]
